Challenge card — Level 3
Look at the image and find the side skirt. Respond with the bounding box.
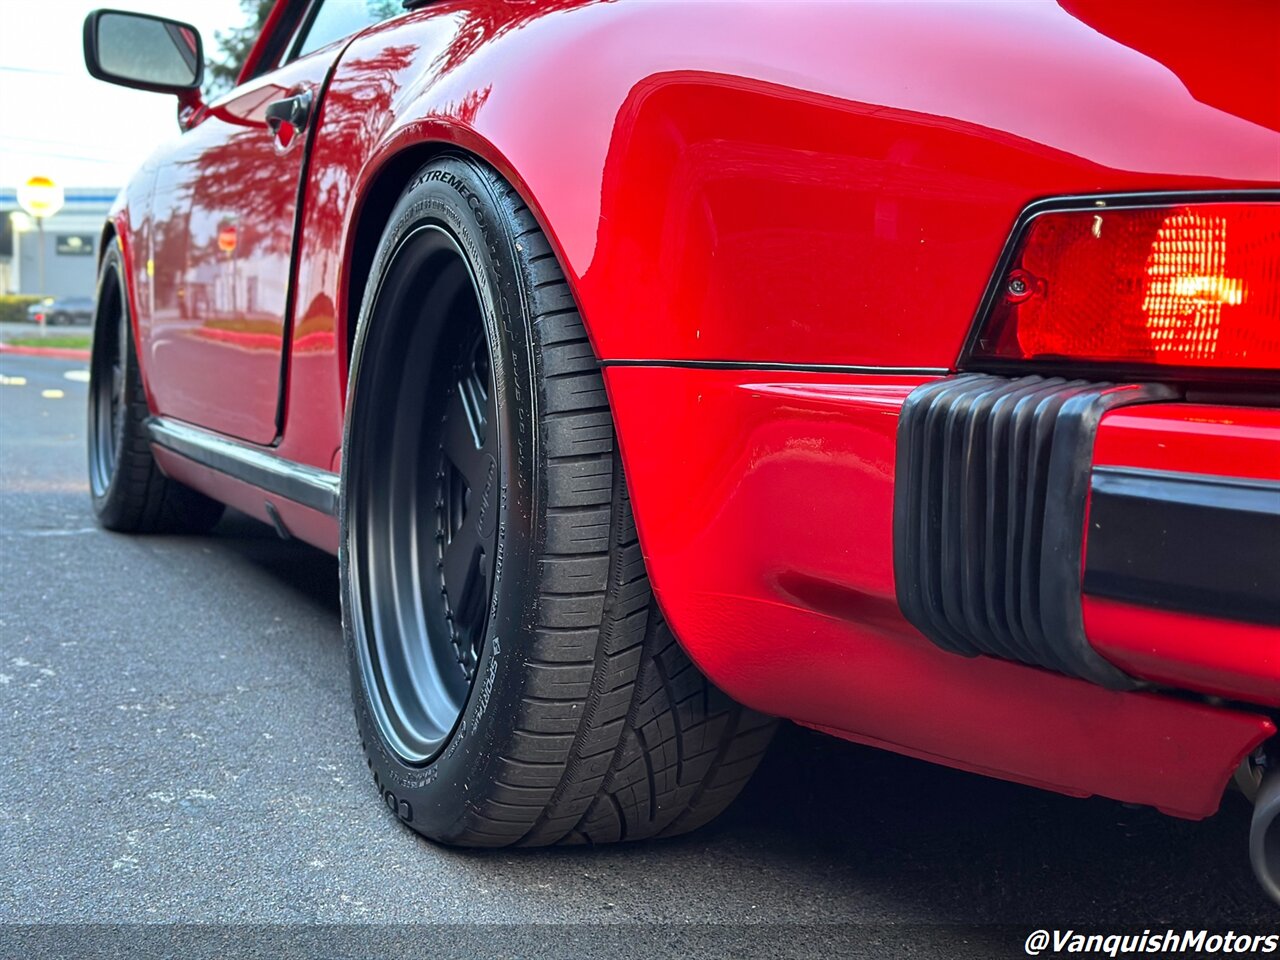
[145,416,340,516]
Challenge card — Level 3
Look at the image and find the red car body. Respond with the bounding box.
[104,0,1277,828]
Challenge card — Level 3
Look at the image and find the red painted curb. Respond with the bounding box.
[0,343,92,361]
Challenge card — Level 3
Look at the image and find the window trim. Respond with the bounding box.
[236,0,315,85]
[283,0,328,63]
[284,0,410,65]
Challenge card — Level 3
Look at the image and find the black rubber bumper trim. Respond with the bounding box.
[893,373,1178,689]
[1083,467,1280,626]
[146,416,340,516]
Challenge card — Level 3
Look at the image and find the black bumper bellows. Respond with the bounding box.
[892,373,1176,688]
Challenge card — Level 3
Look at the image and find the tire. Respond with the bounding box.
[87,243,224,534]
[341,155,776,846]
[51,312,68,326]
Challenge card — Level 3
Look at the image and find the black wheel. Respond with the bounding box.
[341,156,777,846]
[51,312,68,326]
[87,243,224,534]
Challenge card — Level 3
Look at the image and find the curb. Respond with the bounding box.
[0,343,92,361]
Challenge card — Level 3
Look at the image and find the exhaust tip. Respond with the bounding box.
[1251,769,1280,905]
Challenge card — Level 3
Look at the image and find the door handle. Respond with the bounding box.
[265,89,313,145]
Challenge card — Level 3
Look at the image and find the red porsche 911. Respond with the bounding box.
[81,0,1279,899]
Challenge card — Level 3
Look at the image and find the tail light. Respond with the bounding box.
[967,199,1280,375]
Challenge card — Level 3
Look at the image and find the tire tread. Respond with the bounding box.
[443,161,775,848]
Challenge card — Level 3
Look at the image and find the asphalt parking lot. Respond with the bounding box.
[0,352,1274,956]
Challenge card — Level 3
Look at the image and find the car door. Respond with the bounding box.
[145,0,402,444]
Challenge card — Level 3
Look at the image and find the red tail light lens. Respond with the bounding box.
[970,202,1280,372]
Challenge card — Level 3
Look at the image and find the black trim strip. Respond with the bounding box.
[146,417,339,516]
[599,359,949,376]
[272,39,353,441]
[255,0,312,77]
[1083,466,1280,626]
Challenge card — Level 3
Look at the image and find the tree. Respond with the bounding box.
[205,0,276,96]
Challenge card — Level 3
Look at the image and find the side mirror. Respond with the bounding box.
[83,9,204,94]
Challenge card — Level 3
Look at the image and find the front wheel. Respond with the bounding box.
[87,243,224,534]
[341,156,776,846]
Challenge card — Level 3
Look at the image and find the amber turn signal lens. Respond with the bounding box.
[971,202,1279,372]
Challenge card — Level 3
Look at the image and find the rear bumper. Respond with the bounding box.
[895,376,1280,705]
[605,364,1276,819]
[1083,403,1280,705]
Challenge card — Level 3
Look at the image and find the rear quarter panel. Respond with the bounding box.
[281,0,1279,468]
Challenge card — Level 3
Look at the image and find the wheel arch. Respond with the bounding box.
[96,219,117,271]
[314,7,624,392]
[95,211,160,411]
[341,141,453,374]
[338,134,598,384]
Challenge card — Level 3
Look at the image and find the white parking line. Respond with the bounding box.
[64,370,91,383]
[41,389,64,399]
[0,527,100,538]
[0,375,26,386]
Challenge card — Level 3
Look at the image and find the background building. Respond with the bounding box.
[0,186,117,297]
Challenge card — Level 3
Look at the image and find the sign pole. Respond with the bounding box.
[8,217,20,295]
[16,177,65,338]
[36,216,46,337]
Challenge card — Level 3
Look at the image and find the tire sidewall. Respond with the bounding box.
[340,156,542,841]
[88,243,134,521]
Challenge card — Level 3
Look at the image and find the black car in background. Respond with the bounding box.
[26,296,96,326]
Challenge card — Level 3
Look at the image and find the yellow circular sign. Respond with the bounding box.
[17,176,65,219]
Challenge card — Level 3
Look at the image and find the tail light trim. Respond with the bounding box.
[960,191,1280,386]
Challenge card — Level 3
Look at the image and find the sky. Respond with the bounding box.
[0,0,247,189]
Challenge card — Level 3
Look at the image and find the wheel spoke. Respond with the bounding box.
[440,513,487,657]
[441,393,483,490]
[459,361,488,450]
[441,519,480,613]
